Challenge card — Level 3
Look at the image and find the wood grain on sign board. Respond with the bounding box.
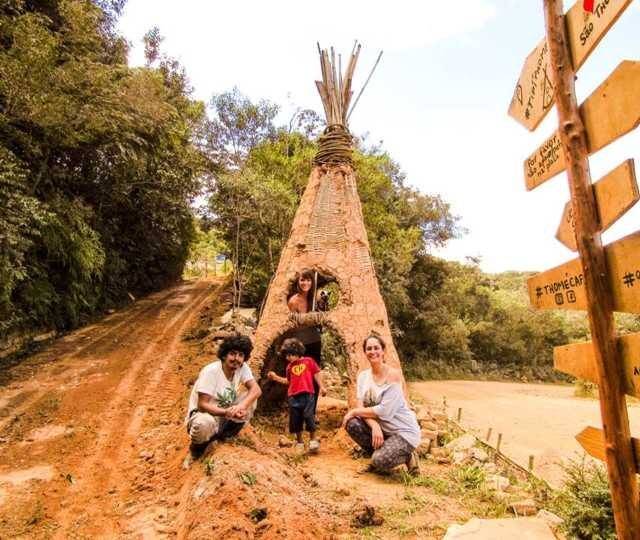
[576,426,640,471]
[554,331,640,398]
[524,61,640,190]
[556,159,639,251]
[527,229,640,312]
[508,0,632,131]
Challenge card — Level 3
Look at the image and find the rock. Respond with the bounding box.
[335,487,350,496]
[430,447,447,458]
[352,505,384,528]
[470,447,489,462]
[421,429,438,441]
[278,436,293,448]
[510,499,538,517]
[193,486,206,500]
[436,455,451,465]
[537,509,563,531]
[452,450,469,465]
[420,420,438,431]
[446,434,476,452]
[485,474,510,491]
[139,450,154,461]
[443,517,557,539]
[482,462,497,474]
[417,439,431,457]
[432,412,447,422]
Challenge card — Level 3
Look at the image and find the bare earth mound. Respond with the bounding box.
[0,278,549,539]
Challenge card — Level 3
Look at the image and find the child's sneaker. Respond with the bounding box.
[309,439,320,454]
[406,451,420,476]
[294,442,305,453]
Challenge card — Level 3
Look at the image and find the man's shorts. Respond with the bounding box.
[288,392,316,433]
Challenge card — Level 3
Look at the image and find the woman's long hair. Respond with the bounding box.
[294,268,315,309]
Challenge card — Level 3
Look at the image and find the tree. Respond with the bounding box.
[0,1,209,339]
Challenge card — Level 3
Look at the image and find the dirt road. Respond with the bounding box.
[0,279,219,537]
[0,279,530,539]
[410,380,640,487]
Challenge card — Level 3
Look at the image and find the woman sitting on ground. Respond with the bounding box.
[342,335,420,474]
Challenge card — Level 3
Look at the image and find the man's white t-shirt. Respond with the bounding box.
[185,361,254,423]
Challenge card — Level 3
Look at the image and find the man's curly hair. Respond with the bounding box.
[279,337,305,358]
[217,334,253,361]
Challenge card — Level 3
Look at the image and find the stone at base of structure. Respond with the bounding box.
[443,517,557,539]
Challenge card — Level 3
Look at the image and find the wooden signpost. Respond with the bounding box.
[509,0,632,131]
[556,159,638,251]
[555,331,640,398]
[527,230,640,312]
[524,60,640,190]
[510,1,639,537]
[576,427,640,472]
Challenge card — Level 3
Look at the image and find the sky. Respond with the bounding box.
[117,0,640,274]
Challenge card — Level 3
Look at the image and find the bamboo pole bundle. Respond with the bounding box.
[315,41,381,128]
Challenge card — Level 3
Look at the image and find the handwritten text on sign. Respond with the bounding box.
[528,229,640,313]
[508,0,632,131]
[555,331,640,399]
[556,159,638,251]
[524,61,640,190]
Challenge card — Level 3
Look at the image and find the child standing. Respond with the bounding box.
[268,337,326,453]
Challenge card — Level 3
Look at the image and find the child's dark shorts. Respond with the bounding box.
[288,392,316,433]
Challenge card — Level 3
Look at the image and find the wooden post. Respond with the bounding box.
[528,455,535,472]
[543,2,639,537]
[457,407,462,422]
[497,433,502,453]
[486,428,492,442]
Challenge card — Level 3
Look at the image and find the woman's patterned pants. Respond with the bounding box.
[345,417,414,472]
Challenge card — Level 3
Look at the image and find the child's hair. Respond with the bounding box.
[280,337,305,358]
[217,334,253,361]
[362,334,386,352]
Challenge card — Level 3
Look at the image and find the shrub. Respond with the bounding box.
[552,458,615,540]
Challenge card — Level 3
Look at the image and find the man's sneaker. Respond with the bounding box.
[189,442,207,460]
[309,439,320,454]
[294,442,305,453]
[406,451,420,476]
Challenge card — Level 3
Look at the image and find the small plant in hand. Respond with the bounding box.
[204,457,215,476]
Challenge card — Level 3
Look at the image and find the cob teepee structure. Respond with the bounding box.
[251,44,401,404]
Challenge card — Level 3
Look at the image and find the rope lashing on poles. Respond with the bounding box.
[313,124,353,166]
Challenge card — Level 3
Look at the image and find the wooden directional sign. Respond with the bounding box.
[524,61,640,190]
[509,0,632,131]
[528,229,640,313]
[576,427,640,472]
[556,159,639,251]
[555,331,640,398]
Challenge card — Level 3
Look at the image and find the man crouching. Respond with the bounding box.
[185,334,261,458]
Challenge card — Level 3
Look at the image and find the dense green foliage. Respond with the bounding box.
[0,1,207,338]
[552,458,616,540]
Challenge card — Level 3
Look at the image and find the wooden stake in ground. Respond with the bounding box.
[543,1,639,537]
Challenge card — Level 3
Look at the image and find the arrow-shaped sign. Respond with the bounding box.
[555,331,640,399]
[576,426,640,471]
[524,61,640,190]
[556,159,638,251]
[528,229,640,313]
[508,0,632,132]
